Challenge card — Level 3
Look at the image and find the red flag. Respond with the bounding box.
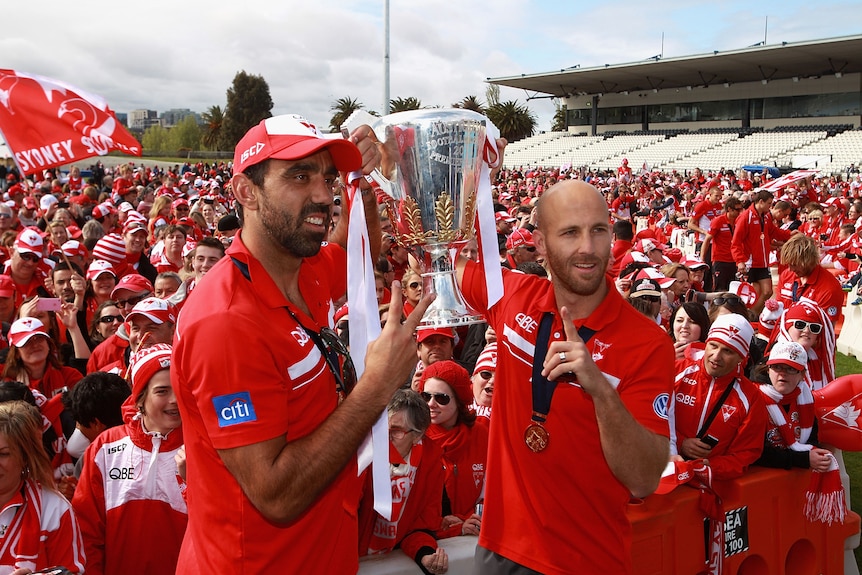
[0,69,141,175]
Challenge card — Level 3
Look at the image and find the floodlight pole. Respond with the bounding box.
[384,0,391,115]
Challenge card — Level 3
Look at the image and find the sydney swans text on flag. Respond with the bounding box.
[0,70,141,174]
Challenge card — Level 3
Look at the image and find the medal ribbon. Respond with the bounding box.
[530,313,597,424]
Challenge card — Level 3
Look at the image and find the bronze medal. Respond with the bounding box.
[524,422,550,452]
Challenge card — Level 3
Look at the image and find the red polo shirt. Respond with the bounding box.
[461,262,674,575]
[173,231,359,574]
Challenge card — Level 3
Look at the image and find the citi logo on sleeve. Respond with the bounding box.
[213,392,258,428]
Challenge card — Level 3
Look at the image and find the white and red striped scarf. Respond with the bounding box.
[759,383,814,451]
[367,441,423,555]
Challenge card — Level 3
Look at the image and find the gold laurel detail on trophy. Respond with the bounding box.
[462,192,477,240]
[384,203,408,247]
[435,192,456,243]
[402,197,427,245]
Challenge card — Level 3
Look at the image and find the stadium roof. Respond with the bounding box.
[488,35,862,98]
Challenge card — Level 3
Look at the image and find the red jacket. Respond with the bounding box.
[425,418,489,538]
[72,414,187,575]
[0,364,82,398]
[358,438,444,563]
[669,359,768,480]
[731,205,792,269]
[87,333,129,373]
[776,265,845,326]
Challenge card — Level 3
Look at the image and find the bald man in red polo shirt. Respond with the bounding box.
[457,180,674,575]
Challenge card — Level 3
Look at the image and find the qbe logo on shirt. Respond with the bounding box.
[213,392,258,428]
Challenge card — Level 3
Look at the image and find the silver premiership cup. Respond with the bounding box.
[372,109,488,327]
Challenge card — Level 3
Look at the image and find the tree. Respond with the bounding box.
[170,115,202,152]
[552,101,568,132]
[485,84,500,108]
[453,95,485,114]
[329,97,364,133]
[142,125,171,155]
[486,100,537,143]
[219,71,273,151]
[389,97,422,113]
[201,105,223,150]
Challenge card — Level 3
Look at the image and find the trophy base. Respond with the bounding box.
[416,244,485,329]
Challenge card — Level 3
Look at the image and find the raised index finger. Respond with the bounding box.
[559,306,583,344]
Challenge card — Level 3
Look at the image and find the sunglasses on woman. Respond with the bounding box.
[98,314,124,324]
[478,370,494,380]
[792,320,822,334]
[713,296,742,307]
[407,281,421,290]
[421,391,451,406]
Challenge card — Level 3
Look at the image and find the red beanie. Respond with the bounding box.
[129,343,172,401]
[419,360,472,406]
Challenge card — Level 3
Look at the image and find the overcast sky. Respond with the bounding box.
[3,0,860,134]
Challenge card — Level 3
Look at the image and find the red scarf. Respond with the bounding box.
[425,423,469,459]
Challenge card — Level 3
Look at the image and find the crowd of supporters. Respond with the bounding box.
[0,151,858,573]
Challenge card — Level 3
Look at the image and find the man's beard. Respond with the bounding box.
[544,250,607,297]
[259,197,331,258]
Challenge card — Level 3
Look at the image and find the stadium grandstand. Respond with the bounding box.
[489,35,862,175]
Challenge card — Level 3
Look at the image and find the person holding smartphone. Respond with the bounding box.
[668,313,768,479]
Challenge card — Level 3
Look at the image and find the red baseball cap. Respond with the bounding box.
[14,228,44,256]
[416,327,455,344]
[86,259,117,281]
[506,228,534,250]
[123,220,148,236]
[61,240,88,260]
[8,317,50,348]
[495,211,516,223]
[111,274,153,299]
[233,114,362,174]
[127,297,178,325]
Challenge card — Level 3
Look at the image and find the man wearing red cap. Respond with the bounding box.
[504,228,538,269]
[173,114,430,574]
[416,327,456,368]
[117,220,157,284]
[5,228,46,307]
[456,180,673,575]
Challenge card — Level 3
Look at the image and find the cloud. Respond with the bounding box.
[3,0,859,137]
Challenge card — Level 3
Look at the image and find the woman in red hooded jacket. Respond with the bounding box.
[418,359,489,539]
[72,343,187,575]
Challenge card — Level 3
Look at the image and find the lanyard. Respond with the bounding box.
[530,313,597,423]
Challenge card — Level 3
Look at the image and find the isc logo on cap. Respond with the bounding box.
[240,142,265,164]
[213,391,258,428]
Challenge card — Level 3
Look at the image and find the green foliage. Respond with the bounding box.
[219,71,273,151]
[329,97,364,133]
[486,100,537,143]
[141,125,171,155]
[453,95,486,114]
[201,105,223,150]
[552,101,568,132]
[171,115,202,151]
[389,97,422,113]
